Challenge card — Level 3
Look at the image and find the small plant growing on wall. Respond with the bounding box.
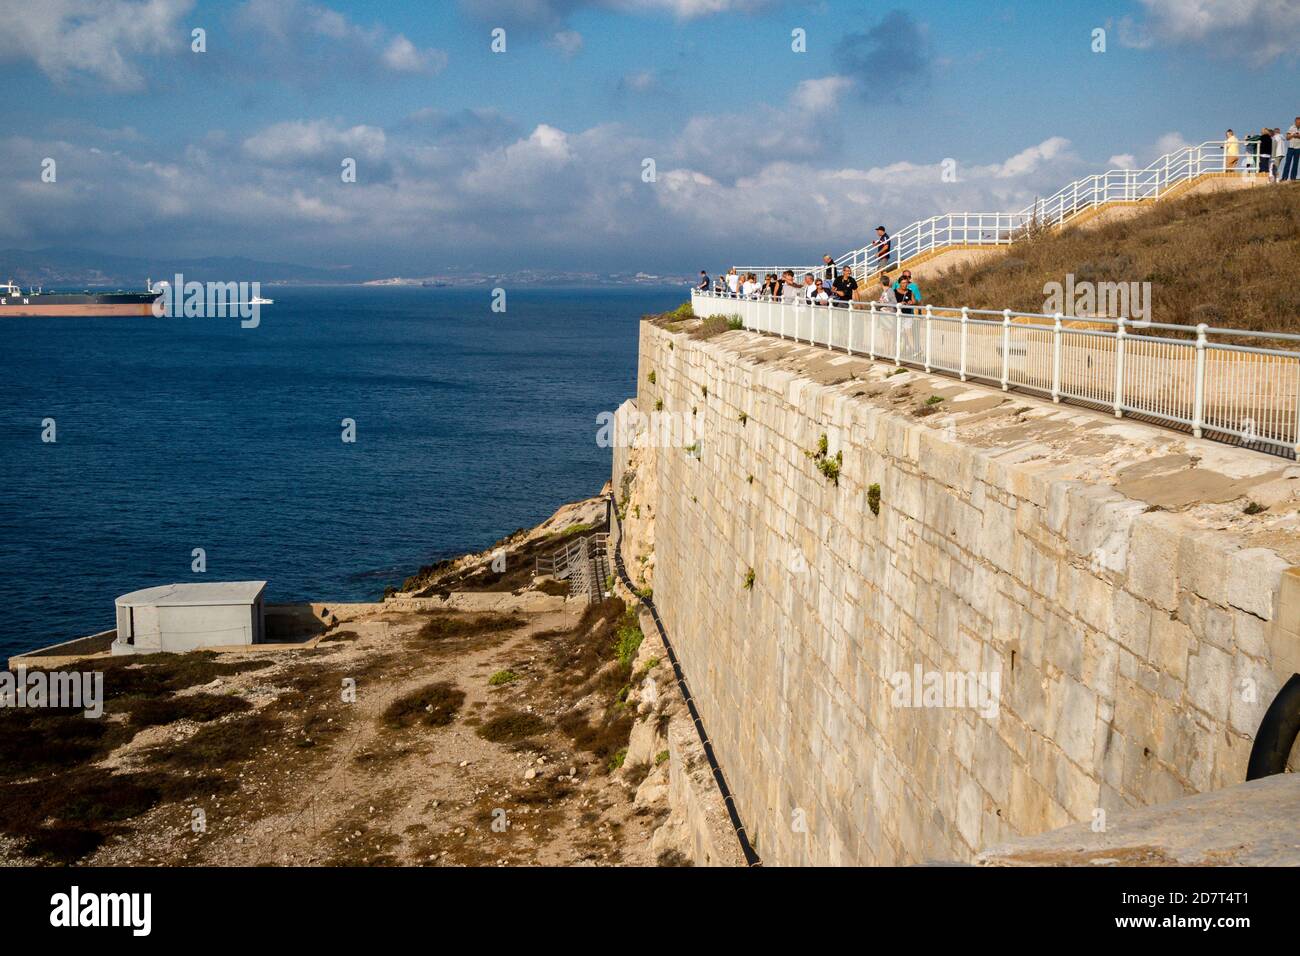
[738,411,748,425]
[701,385,708,399]
[727,315,743,330]
[684,441,702,458]
[742,567,755,590]
[1243,500,1266,515]
[818,451,842,485]
[868,483,881,516]
[926,395,945,405]
[648,370,656,385]
[805,432,842,486]
[654,398,664,411]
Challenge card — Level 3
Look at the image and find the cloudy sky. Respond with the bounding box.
[1,0,1298,277]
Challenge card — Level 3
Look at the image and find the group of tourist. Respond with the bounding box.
[697,261,923,315]
[1224,118,1300,181]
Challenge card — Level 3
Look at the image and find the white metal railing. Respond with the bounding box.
[535,533,610,603]
[690,290,1300,458]
[734,140,1265,284]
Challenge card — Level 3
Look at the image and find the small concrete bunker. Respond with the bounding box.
[111,581,267,655]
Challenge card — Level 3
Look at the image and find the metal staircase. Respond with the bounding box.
[734,139,1264,283]
[536,533,610,604]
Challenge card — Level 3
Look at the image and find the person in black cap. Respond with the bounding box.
[871,226,891,268]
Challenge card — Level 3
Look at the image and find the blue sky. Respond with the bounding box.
[1,0,1298,277]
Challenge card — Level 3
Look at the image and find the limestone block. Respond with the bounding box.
[1186,642,1233,722]
[1226,548,1289,621]
[1149,614,1192,681]
[1125,513,1183,612]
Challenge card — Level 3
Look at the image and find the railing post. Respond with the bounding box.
[1192,323,1207,439]
[894,305,903,365]
[1051,312,1063,402]
[924,304,933,372]
[868,302,877,359]
[959,306,968,381]
[847,303,854,356]
[1000,308,1011,390]
[1113,316,1127,418]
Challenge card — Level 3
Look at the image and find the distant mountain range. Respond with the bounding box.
[0,248,362,288]
[0,248,691,289]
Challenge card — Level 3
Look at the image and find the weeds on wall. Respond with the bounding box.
[805,432,843,486]
[742,568,755,590]
[868,483,882,516]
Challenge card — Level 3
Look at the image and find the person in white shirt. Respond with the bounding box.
[801,273,817,302]
[726,267,739,296]
[811,279,830,304]
[1272,127,1287,182]
[1283,118,1300,182]
[1224,129,1239,171]
[742,274,759,298]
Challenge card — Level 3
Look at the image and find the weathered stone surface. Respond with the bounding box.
[622,321,1298,866]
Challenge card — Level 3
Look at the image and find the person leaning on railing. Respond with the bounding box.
[781,270,800,303]
[832,266,858,301]
[1284,118,1300,181]
[1248,129,1272,177]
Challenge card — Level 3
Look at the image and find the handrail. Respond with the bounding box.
[732,140,1267,283]
[690,289,1300,458]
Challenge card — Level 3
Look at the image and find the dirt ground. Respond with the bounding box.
[0,499,679,867]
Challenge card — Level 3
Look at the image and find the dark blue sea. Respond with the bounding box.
[0,285,683,658]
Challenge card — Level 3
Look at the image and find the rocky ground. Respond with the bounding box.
[0,494,736,867]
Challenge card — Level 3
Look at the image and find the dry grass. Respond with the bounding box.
[926,184,1300,345]
[124,692,251,727]
[476,709,551,743]
[413,613,524,643]
[381,682,465,730]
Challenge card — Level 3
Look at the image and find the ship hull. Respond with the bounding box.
[0,292,159,317]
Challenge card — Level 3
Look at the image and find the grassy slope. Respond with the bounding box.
[925,183,1300,344]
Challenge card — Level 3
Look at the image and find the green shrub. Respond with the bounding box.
[488,670,518,686]
[615,609,644,668]
[868,483,881,516]
[742,568,755,590]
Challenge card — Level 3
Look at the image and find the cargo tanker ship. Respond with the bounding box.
[0,279,161,316]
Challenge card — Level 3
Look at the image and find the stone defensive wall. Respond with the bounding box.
[612,318,1300,865]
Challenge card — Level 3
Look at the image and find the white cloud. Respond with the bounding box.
[1125,0,1300,60]
[790,75,854,113]
[243,120,387,164]
[0,0,191,91]
[1107,154,1137,169]
[381,35,448,74]
[233,0,448,78]
[993,136,1071,178]
[460,0,782,27]
[549,30,584,57]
